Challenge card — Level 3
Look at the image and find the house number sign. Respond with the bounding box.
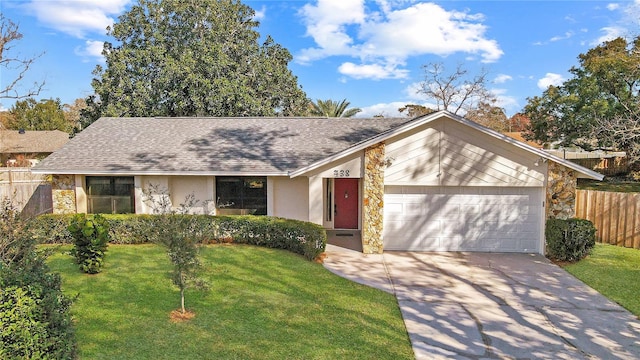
[333,170,350,177]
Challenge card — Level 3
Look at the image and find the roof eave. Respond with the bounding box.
[442,113,605,181]
[290,110,605,181]
[30,169,289,177]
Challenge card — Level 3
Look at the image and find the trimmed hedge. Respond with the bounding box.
[28,214,326,261]
[545,218,596,262]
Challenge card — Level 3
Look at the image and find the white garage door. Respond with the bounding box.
[383,186,543,253]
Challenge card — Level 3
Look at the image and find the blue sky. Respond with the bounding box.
[1,0,639,117]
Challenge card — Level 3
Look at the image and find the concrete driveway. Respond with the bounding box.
[323,244,640,359]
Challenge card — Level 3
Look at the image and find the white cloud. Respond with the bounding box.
[297,0,366,62]
[591,26,625,45]
[26,0,131,38]
[550,31,574,42]
[254,5,266,21]
[537,73,565,90]
[356,101,408,118]
[607,3,620,11]
[297,1,502,80]
[490,88,518,112]
[74,40,105,62]
[493,74,512,84]
[403,82,424,101]
[338,62,409,80]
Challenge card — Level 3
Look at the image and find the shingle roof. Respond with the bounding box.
[34,117,410,175]
[0,130,69,154]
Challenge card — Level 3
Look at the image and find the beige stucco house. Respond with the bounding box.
[32,111,603,254]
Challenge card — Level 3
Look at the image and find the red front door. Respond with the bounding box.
[334,178,359,229]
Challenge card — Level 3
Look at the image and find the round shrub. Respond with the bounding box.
[68,214,110,274]
[546,218,596,262]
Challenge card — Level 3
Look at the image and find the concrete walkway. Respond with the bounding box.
[323,244,640,359]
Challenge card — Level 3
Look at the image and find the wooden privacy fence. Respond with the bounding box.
[575,190,640,249]
[0,167,53,216]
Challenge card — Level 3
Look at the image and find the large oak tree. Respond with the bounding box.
[83,0,308,127]
[524,37,640,162]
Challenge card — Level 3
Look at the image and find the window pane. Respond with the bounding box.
[113,196,133,214]
[243,177,266,214]
[216,176,267,214]
[216,178,242,209]
[87,177,112,196]
[114,180,134,196]
[89,197,113,214]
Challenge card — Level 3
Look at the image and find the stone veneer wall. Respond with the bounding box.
[362,143,385,254]
[546,161,577,220]
[52,175,77,214]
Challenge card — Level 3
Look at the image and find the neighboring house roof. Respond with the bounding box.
[33,111,603,181]
[0,130,69,154]
[33,116,411,176]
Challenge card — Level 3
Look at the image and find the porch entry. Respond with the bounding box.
[334,178,359,229]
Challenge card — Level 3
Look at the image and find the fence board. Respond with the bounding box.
[576,190,640,249]
[0,167,52,215]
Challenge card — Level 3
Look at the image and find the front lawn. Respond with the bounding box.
[46,244,413,360]
[563,243,640,316]
[577,178,640,193]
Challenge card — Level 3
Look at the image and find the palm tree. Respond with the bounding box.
[309,99,362,117]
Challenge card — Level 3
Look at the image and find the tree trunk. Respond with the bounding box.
[180,288,185,314]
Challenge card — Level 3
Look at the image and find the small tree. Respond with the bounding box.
[160,215,208,314]
[143,184,208,316]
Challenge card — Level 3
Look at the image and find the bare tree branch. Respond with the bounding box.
[596,113,640,163]
[418,62,495,115]
[0,13,45,100]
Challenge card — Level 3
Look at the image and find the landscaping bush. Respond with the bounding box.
[211,216,327,260]
[0,199,76,359]
[546,218,596,262]
[68,214,110,274]
[26,214,73,244]
[104,214,157,244]
[30,214,326,261]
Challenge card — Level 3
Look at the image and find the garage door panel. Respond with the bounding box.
[383,186,542,253]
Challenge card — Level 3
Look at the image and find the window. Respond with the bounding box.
[325,178,333,222]
[216,177,266,215]
[86,176,134,214]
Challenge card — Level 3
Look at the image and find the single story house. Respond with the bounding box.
[32,111,603,254]
[0,129,70,167]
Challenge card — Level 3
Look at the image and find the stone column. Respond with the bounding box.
[362,143,385,254]
[546,161,577,220]
[52,175,77,214]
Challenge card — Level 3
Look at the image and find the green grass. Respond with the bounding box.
[46,244,413,360]
[577,178,640,193]
[563,243,640,316]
